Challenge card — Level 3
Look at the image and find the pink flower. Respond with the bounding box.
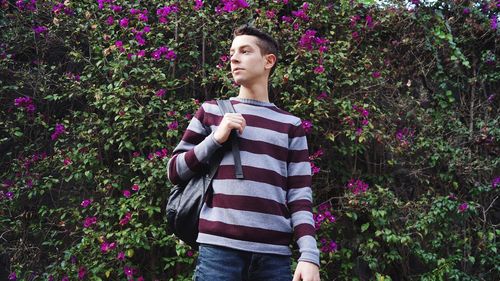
[51,123,66,140]
[372,71,381,78]
[132,184,140,191]
[123,189,131,198]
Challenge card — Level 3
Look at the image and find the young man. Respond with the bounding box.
[167,25,320,281]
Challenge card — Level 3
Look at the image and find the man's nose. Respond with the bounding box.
[230,53,240,63]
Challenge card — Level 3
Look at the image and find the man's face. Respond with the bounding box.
[229,35,273,87]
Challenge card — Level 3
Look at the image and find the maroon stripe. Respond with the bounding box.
[287,175,311,189]
[203,112,223,126]
[239,138,288,162]
[168,154,181,184]
[199,219,292,245]
[242,115,291,134]
[184,150,203,173]
[194,105,206,120]
[288,199,312,214]
[294,223,316,240]
[183,129,206,145]
[212,194,290,218]
[287,149,309,163]
[288,124,306,138]
[216,165,286,189]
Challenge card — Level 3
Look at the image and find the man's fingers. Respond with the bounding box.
[292,270,301,281]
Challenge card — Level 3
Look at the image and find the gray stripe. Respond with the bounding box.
[212,179,286,202]
[220,151,287,176]
[288,161,311,176]
[296,235,320,265]
[289,135,308,150]
[287,187,313,202]
[233,103,301,125]
[200,207,293,233]
[175,152,195,180]
[185,117,207,135]
[291,211,314,226]
[197,233,292,255]
[240,127,289,148]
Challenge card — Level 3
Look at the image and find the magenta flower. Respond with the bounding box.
[168,121,179,130]
[320,239,338,253]
[124,266,134,277]
[194,0,203,10]
[491,16,498,30]
[372,71,381,78]
[101,241,116,253]
[111,5,122,12]
[8,272,16,280]
[119,212,132,226]
[314,65,325,74]
[215,0,249,13]
[81,199,92,208]
[463,8,470,15]
[33,26,48,36]
[157,4,179,23]
[137,50,146,57]
[458,202,469,213]
[51,123,66,140]
[346,179,369,195]
[119,18,129,28]
[78,267,86,280]
[123,189,131,198]
[117,251,125,260]
[83,216,97,228]
[132,184,140,191]
[137,277,144,281]
[5,191,14,200]
[310,162,320,175]
[316,92,328,100]
[105,16,114,25]
[156,89,166,97]
[302,120,312,134]
[492,177,500,188]
[14,96,36,113]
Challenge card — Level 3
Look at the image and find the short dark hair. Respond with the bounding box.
[233,25,279,66]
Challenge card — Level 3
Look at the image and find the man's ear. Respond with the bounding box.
[264,54,277,70]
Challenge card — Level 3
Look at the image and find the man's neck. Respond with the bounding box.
[237,83,269,103]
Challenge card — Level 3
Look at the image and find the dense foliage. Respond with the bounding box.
[1,0,499,280]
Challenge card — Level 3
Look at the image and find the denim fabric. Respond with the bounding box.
[194,244,292,281]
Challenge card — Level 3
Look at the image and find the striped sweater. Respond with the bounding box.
[167,97,319,265]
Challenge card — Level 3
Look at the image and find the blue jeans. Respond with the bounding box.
[194,244,292,281]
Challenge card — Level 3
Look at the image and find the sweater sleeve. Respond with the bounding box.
[286,120,320,266]
[167,102,222,185]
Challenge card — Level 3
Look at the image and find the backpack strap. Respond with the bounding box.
[216,99,244,179]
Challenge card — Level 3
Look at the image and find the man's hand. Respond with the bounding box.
[214,113,246,144]
[292,261,320,281]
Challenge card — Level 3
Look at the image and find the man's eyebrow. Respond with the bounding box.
[230,44,253,52]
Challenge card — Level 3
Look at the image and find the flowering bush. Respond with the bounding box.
[0,0,498,280]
